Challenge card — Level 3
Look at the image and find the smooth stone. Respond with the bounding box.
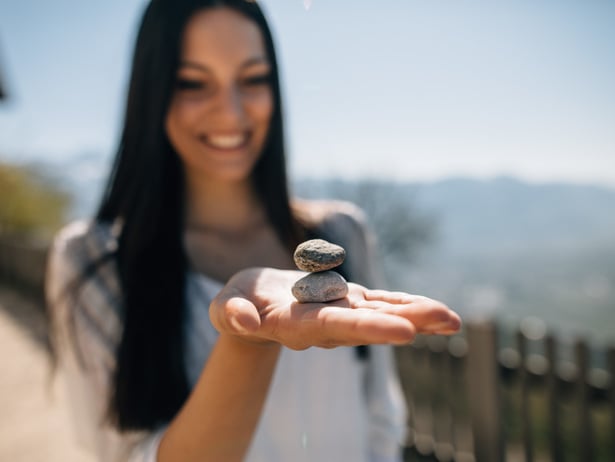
[293,239,346,272]
[292,271,349,303]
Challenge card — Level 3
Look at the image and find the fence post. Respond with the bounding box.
[575,340,593,462]
[465,321,504,462]
[546,334,563,461]
[608,346,615,462]
[517,329,534,462]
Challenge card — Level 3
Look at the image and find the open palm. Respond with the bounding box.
[210,268,461,349]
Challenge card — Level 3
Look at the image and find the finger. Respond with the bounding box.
[210,291,261,334]
[362,289,417,304]
[226,297,262,333]
[310,306,417,346]
[332,308,416,345]
[401,303,461,334]
[352,298,461,335]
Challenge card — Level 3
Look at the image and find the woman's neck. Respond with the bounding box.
[183,174,267,234]
[182,173,295,281]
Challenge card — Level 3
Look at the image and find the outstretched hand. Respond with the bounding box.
[210,268,461,350]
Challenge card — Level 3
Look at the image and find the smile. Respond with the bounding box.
[200,133,249,150]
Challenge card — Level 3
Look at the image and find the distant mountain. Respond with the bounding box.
[295,175,615,257]
[411,176,615,256]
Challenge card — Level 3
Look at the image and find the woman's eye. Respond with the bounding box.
[176,79,206,91]
[243,74,272,87]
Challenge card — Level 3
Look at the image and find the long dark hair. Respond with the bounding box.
[97,0,300,430]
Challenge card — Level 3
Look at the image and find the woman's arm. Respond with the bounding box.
[158,335,280,462]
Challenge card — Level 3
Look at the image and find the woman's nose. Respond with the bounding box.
[212,85,244,124]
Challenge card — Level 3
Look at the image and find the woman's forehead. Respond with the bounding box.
[180,8,267,66]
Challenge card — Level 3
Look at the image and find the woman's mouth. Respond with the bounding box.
[200,133,249,150]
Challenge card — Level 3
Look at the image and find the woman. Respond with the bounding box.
[46,1,461,461]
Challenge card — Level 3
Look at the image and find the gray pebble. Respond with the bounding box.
[292,271,349,303]
[293,239,346,272]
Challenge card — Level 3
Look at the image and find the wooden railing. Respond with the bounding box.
[1,238,614,461]
[396,322,615,462]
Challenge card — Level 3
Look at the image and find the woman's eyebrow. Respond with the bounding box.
[241,56,270,69]
[180,60,211,72]
[179,56,269,73]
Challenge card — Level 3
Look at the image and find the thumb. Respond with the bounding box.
[211,294,261,334]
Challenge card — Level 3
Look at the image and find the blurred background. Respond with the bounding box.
[1,0,614,461]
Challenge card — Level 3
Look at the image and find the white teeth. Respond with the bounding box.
[205,134,246,149]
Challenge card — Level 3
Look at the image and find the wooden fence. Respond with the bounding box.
[396,323,615,462]
[1,238,614,461]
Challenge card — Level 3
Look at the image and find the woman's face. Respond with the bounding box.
[166,8,274,184]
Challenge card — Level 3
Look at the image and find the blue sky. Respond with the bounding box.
[1,0,614,185]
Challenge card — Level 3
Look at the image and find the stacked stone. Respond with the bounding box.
[291,239,349,303]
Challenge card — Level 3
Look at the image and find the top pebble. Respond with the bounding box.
[293,239,346,272]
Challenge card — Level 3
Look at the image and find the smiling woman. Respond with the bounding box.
[45,1,461,462]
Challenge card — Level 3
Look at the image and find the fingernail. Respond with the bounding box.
[425,321,455,331]
[434,329,459,335]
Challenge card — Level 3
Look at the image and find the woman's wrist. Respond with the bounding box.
[217,331,281,351]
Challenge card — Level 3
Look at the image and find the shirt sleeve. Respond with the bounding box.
[46,221,167,462]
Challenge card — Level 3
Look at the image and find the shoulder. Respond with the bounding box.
[292,198,383,286]
[47,219,121,310]
[291,198,369,237]
[47,220,123,357]
[51,219,118,264]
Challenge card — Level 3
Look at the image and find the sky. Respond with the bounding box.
[1,0,614,185]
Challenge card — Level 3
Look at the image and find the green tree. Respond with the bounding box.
[0,162,72,240]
